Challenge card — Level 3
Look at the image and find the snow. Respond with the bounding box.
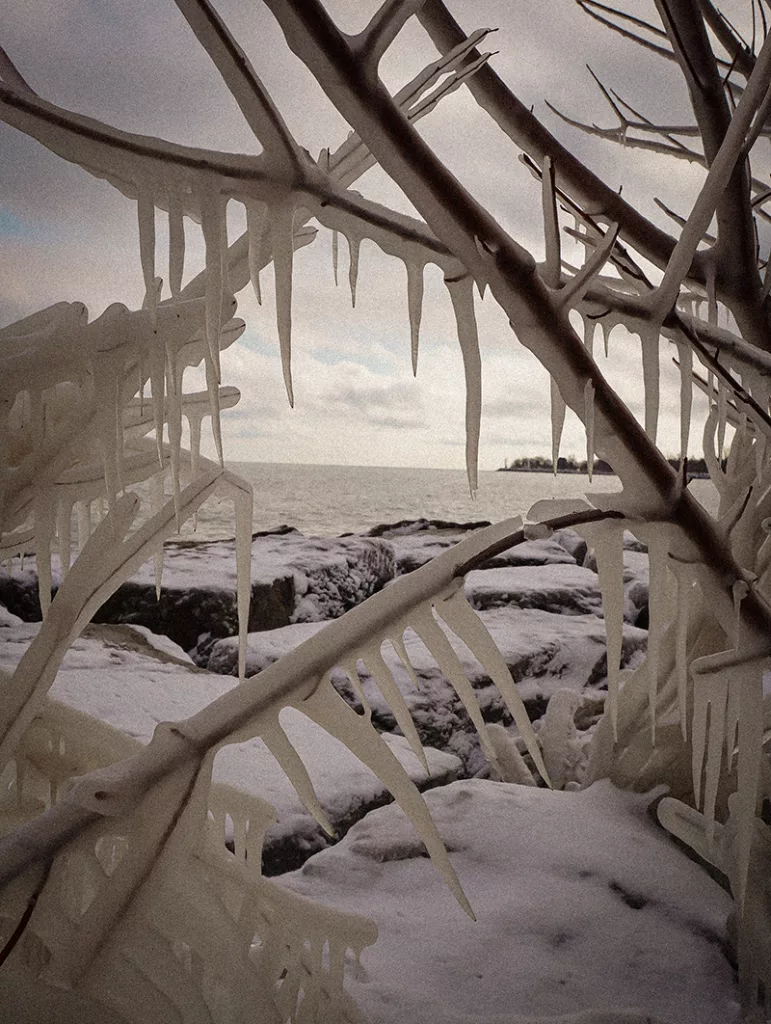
[464,564,627,618]
[279,779,739,1024]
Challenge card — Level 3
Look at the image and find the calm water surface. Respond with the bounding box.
[178,463,717,539]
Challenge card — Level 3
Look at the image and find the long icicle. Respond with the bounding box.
[361,644,428,772]
[299,678,475,919]
[550,378,566,474]
[406,262,424,376]
[200,187,225,382]
[444,272,481,495]
[270,198,296,407]
[259,716,334,835]
[646,531,669,746]
[137,192,157,327]
[246,201,267,306]
[168,191,185,299]
[677,339,693,463]
[586,522,625,743]
[347,231,361,308]
[640,325,660,443]
[584,380,596,481]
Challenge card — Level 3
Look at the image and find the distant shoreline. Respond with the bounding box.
[498,458,711,479]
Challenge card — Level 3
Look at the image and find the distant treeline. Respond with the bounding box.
[499,455,712,477]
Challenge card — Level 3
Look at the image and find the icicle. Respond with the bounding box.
[332,229,339,286]
[717,380,728,463]
[704,675,728,848]
[34,497,54,618]
[406,262,424,376]
[57,501,72,579]
[733,578,749,651]
[601,320,611,358]
[673,565,694,740]
[735,659,764,904]
[434,585,550,784]
[165,349,182,529]
[270,198,297,407]
[347,232,361,308]
[645,532,669,746]
[168,192,185,299]
[389,633,422,691]
[677,340,693,463]
[200,187,225,382]
[76,501,91,552]
[550,378,566,474]
[246,201,266,306]
[300,679,475,919]
[150,471,165,599]
[584,379,595,481]
[206,350,224,467]
[444,273,481,495]
[409,604,498,768]
[260,717,334,835]
[149,341,166,469]
[137,192,157,327]
[725,678,740,770]
[640,325,660,443]
[362,644,428,772]
[582,315,595,358]
[585,522,624,743]
[232,483,253,683]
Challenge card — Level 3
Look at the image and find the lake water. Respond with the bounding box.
[180,462,717,539]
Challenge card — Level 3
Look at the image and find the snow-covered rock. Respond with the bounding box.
[464,564,633,619]
[0,529,394,653]
[279,779,739,1024]
[0,621,458,872]
[392,533,577,574]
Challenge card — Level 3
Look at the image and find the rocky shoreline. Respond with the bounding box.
[0,518,651,874]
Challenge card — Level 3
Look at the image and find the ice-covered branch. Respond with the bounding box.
[351,0,427,70]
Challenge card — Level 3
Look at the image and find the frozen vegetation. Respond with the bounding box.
[3,0,771,1022]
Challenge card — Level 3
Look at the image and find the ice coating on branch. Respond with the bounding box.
[76,501,90,552]
[299,678,475,919]
[444,273,481,494]
[406,262,424,376]
[583,521,624,741]
[229,476,253,683]
[733,578,749,650]
[246,201,266,306]
[676,340,693,462]
[165,355,183,527]
[584,379,595,480]
[137,193,156,324]
[550,378,566,473]
[167,191,185,299]
[640,325,660,443]
[362,643,428,772]
[270,198,296,406]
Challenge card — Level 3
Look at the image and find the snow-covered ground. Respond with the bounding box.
[280,780,739,1024]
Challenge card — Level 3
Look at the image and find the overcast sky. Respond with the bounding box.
[0,1,751,470]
